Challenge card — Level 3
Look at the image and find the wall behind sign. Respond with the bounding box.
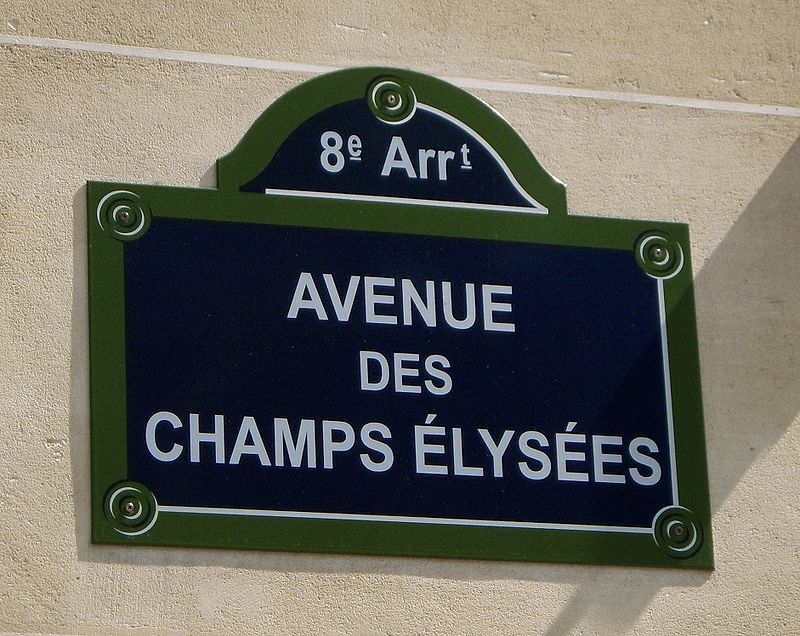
[0,1,798,633]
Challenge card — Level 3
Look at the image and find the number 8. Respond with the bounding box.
[320,131,345,173]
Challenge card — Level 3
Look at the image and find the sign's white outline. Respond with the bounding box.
[417,104,551,213]
[263,189,546,215]
[158,505,652,534]
[658,278,680,506]
[143,254,680,536]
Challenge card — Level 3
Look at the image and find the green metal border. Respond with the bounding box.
[87,67,712,569]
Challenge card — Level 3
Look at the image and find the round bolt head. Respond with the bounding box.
[651,246,665,260]
[383,93,399,107]
[124,501,136,514]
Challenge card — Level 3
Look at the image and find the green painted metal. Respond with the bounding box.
[87,67,713,569]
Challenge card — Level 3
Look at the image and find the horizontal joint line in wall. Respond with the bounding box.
[2,35,799,118]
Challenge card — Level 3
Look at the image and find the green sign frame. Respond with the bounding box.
[88,67,713,569]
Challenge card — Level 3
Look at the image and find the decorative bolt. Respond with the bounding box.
[118,209,131,224]
[674,525,685,536]
[124,501,136,514]
[651,246,666,260]
[384,92,399,107]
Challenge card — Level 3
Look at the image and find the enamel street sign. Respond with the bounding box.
[88,68,713,568]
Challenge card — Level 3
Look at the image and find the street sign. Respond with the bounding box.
[88,68,713,568]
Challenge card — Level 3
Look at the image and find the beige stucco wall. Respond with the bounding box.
[1,2,798,634]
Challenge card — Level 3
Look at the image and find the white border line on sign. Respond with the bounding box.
[152,277,679,535]
[417,103,550,212]
[149,229,680,534]
[263,188,547,215]
[2,35,799,118]
[159,505,653,534]
[657,278,680,506]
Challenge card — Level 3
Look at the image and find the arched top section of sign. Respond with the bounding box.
[217,67,567,215]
